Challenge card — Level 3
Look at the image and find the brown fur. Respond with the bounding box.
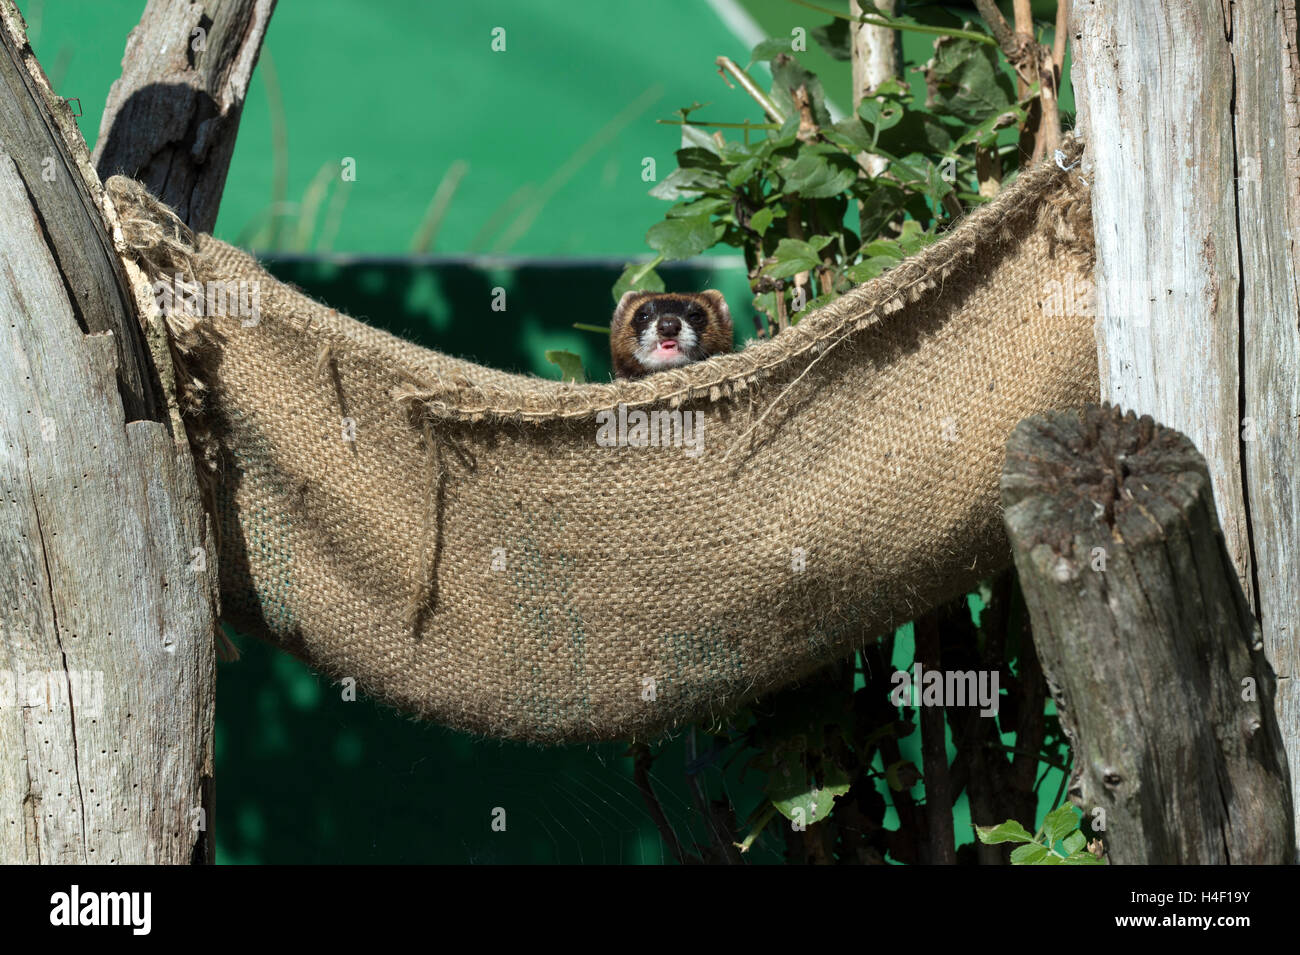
[610,290,733,379]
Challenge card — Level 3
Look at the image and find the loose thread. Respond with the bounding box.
[722,325,856,463]
[1053,148,1081,172]
[315,344,335,377]
[404,416,447,635]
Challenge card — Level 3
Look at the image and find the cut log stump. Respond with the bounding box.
[1001,404,1294,864]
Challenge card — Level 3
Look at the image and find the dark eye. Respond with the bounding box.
[685,306,708,330]
[633,307,654,330]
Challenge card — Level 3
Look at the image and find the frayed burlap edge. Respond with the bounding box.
[108,137,1091,436]
[389,136,1092,424]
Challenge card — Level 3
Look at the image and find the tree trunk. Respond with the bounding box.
[93,0,276,233]
[0,0,271,863]
[1071,0,1300,848]
[0,0,216,863]
[1002,405,1294,864]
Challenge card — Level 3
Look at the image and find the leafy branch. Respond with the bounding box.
[977,805,1107,865]
[610,9,1039,338]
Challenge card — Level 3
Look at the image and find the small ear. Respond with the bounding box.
[699,289,732,327]
[613,289,647,327]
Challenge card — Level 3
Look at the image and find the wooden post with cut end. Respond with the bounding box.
[0,0,219,863]
[1,0,272,863]
[1001,405,1294,864]
[94,0,277,233]
[1072,0,1300,845]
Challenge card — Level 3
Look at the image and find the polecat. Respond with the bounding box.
[610,290,734,379]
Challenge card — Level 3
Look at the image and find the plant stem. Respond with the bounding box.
[1052,0,1070,75]
[991,744,1069,775]
[715,56,786,122]
[656,119,781,131]
[1051,747,1071,814]
[737,803,778,853]
[970,0,1017,52]
[628,254,665,287]
[630,743,692,865]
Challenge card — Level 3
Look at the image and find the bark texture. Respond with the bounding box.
[0,0,217,864]
[1072,0,1300,846]
[93,0,276,233]
[1002,406,1293,864]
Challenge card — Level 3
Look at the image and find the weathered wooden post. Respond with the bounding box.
[1001,404,1293,864]
[1072,0,1300,845]
[0,0,270,863]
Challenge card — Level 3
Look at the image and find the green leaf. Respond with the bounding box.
[679,123,722,154]
[865,219,935,260]
[888,152,934,184]
[769,761,851,826]
[870,77,909,98]
[860,240,903,260]
[890,152,954,207]
[952,105,1025,151]
[876,107,958,157]
[645,215,723,260]
[1043,805,1082,846]
[770,55,832,128]
[897,219,931,250]
[726,157,764,187]
[824,118,873,153]
[765,235,833,278]
[925,37,1016,125]
[674,147,724,172]
[719,139,762,163]
[810,19,852,60]
[665,195,730,219]
[1062,851,1108,865]
[883,758,919,793]
[856,98,905,141]
[1062,831,1087,856]
[545,350,586,383]
[854,182,911,239]
[749,206,775,236]
[845,255,899,283]
[795,291,837,319]
[648,167,725,201]
[779,151,858,198]
[1010,843,1052,865]
[975,820,1035,845]
[611,260,665,301]
[769,115,802,148]
[748,36,795,65]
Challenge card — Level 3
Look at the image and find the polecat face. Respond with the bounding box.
[610,290,733,379]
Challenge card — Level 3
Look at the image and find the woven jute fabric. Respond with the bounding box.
[107,141,1097,743]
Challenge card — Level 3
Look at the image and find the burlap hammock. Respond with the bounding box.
[107,141,1097,744]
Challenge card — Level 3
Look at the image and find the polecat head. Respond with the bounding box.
[610,290,734,379]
